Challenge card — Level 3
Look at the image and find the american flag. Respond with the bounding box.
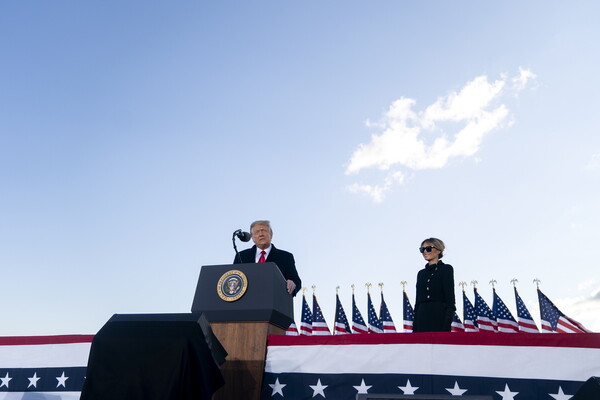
[514,286,539,333]
[538,289,590,333]
[462,291,479,332]
[492,289,518,333]
[311,294,331,335]
[334,294,352,335]
[286,321,299,336]
[402,291,414,332]
[367,292,383,333]
[474,288,497,332]
[300,294,313,335]
[351,293,368,334]
[379,293,396,333]
[451,312,465,332]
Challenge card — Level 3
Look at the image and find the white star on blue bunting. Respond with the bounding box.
[56,371,69,388]
[269,378,286,397]
[446,381,468,396]
[1,372,12,388]
[27,372,41,388]
[398,379,419,395]
[496,383,519,400]
[549,386,573,400]
[310,378,328,398]
[353,379,372,394]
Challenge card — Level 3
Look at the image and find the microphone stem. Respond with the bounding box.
[232,232,242,263]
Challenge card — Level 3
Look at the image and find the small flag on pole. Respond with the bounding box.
[538,288,590,333]
[312,293,331,335]
[463,291,479,332]
[402,291,414,332]
[367,291,384,333]
[492,289,518,333]
[334,293,352,335]
[514,286,539,333]
[300,294,313,335]
[379,292,397,333]
[474,288,497,332]
[351,292,368,334]
[451,312,465,332]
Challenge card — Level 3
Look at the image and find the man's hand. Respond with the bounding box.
[286,279,296,295]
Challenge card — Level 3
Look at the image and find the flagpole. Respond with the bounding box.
[334,285,340,333]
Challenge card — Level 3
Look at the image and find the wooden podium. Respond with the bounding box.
[191,263,293,400]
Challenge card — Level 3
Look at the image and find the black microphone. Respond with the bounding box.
[232,229,251,264]
[235,229,252,242]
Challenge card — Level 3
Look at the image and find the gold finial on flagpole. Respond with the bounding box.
[365,282,372,292]
[533,278,541,289]
[471,280,478,289]
[312,285,316,294]
[489,279,497,289]
[378,282,384,293]
[400,281,407,291]
[351,284,355,294]
[302,287,307,295]
[336,286,340,295]
[459,281,467,292]
[510,278,518,287]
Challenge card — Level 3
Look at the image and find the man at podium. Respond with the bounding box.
[233,220,301,296]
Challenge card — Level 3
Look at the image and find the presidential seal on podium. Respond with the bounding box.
[217,270,248,302]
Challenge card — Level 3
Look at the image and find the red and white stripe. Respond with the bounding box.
[334,322,350,335]
[541,319,555,333]
[286,323,299,336]
[477,316,497,332]
[518,317,540,333]
[382,321,396,333]
[311,322,331,336]
[300,321,312,336]
[464,319,479,332]
[496,318,519,333]
[451,321,465,332]
[555,316,590,334]
[352,322,368,334]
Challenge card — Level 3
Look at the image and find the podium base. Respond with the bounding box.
[210,321,284,400]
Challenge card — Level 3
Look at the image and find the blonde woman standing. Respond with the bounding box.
[413,238,456,332]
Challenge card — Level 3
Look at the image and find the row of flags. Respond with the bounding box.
[286,286,590,335]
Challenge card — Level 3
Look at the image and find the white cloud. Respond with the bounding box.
[512,67,537,91]
[347,183,386,203]
[346,171,406,203]
[346,69,535,202]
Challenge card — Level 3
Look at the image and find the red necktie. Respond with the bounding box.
[258,250,266,263]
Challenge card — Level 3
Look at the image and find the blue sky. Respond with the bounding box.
[1,1,600,335]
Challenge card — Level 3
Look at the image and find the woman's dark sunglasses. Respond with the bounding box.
[419,246,436,253]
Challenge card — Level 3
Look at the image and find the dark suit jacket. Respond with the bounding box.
[413,260,456,332]
[233,244,301,296]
